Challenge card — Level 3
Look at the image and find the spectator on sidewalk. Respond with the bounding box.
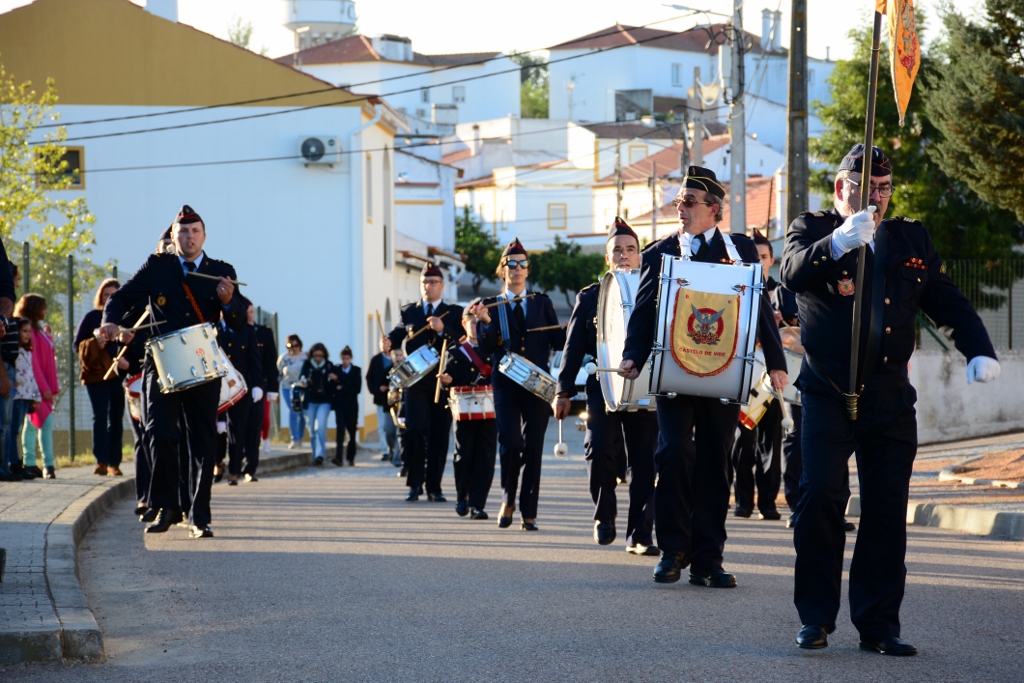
[277,334,307,449]
[16,294,58,479]
[2,321,36,481]
[298,342,333,466]
[329,346,361,466]
[366,339,398,465]
[75,278,127,476]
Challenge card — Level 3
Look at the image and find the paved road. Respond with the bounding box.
[6,424,1023,681]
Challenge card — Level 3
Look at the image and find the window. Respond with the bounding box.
[547,203,567,230]
[38,146,85,189]
[671,63,682,87]
[366,153,373,223]
[420,87,430,103]
[629,145,649,165]
[383,147,392,269]
[452,85,466,103]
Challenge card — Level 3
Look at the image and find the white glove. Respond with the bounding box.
[268,391,279,402]
[251,387,264,403]
[966,356,1000,384]
[216,420,228,435]
[832,206,877,254]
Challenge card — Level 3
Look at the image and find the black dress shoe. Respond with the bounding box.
[759,509,782,521]
[398,466,407,477]
[455,501,469,517]
[497,515,513,529]
[213,469,223,483]
[134,504,149,517]
[734,507,753,518]
[405,489,419,502]
[470,508,488,520]
[859,635,917,656]
[330,457,344,467]
[594,520,616,546]
[145,509,182,533]
[314,456,324,466]
[227,478,238,486]
[427,493,447,503]
[653,550,690,583]
[521,520,539,531]
[689,567,738,588]
[139,508,159,523]
[626,543,660,556]
[188,525,214,539]
[843,519,857,532]
[796,624,834,649]
[244,473,258,482]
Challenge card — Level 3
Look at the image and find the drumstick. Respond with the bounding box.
[478,293,537,310]
[186,271,248,287]
[526,322,568,333]
[774,387,795,430]
[102,309,149,380]
[407,311,449,342]
[584,363,623,375]
[375,310,385,338]
[434,338,449,404]
[95,321,164,337]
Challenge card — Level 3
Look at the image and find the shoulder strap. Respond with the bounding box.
[718,232,743,263]
[460,341,492,377]
[181,282,213,323]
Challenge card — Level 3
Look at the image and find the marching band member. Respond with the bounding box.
[619,167,787,587]
[783,145,999,654]
[382,263,464,502]
[101,205,245,539]
[439,304,496,520]
[219,298,263,486]
[471,239,565,531]
[555,218,657,554]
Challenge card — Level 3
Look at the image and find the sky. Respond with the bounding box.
[0,0,993,63]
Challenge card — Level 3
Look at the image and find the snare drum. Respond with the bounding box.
[448,385,495,421]
[125,373,143,422]
[497,353,558,403]
[782,348,803,406]
[649,255,763,403]
[218,356,248,413]
[597,269,654,412]
[146,323,228,393]
[388,345,440,391]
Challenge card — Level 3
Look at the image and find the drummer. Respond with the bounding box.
[554,218,657,554]
[439,303,496,520]
[618,167,787,587]
[382,263,464,503]
[100,205,246,539]
[218,297,263,486]
[469,238,565,531]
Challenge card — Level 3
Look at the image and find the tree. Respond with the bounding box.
[531,235,605,307]
[510,52,548,119]
[927,0,1024,223]
[227,16,269,56]
[454,206,501,296]
[809,24,1023,307]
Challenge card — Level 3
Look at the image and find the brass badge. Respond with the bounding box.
[156,296,167,307]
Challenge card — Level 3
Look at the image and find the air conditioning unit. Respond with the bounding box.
[299,135,341,166]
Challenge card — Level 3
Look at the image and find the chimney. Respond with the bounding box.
[146,0,177,22]
[772,10,783,52]
[826,46,831,62]
[472,124,481,157]
[761,9,772,51]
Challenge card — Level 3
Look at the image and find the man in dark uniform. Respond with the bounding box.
[101,205,246,539]
[555,218,657,554]
[251,306,279,465]
[783,145,1000,655]
[619,166,788,588]
[471,238,565,531]
[382,263,464,502]
[366,340,399,465]
[219,298,263,486]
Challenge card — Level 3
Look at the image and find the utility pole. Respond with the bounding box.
[729,0,746,235]
[650,173,659,243]
[691,67,704,166]
[786,0,809,236]
[614,141,623,219]
[680,110,691,173]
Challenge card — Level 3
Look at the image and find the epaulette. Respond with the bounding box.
[581,282,600,293]
[797,210,829,219]
[891,215,923,225]
[532,291,551,300]
[641,235,669,253]
[401,301,419,311]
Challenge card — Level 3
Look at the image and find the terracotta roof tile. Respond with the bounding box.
[595,135,730,186]
[550,23,776,56]
[276,35,500,67]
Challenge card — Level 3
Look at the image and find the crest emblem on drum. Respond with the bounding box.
[837,278,855,296]
[671,290,739,377]
[688,305,725,345]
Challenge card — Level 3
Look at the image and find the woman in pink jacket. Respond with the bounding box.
[15,294,59,479]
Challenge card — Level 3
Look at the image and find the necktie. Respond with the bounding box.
[426,302,434,318]
[513,301,525,330]
[693,234,708,261]
[184,260,196,275]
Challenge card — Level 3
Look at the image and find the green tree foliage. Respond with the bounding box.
[810,25,1023,307]
[510,52,548,119]
[927,0,1024,223]
[454,206,501,295]
[531,235,605,307]
[1,57,104,403]
[227,16,269,56]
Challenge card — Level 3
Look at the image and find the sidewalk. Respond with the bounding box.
[0,445,312,664]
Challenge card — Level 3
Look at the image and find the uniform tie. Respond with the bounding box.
[183,260,196,275]
[426,302,434,318]
[693,233,708,261]
[513,300,525,330]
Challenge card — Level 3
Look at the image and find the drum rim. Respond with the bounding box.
[146,321,217,345]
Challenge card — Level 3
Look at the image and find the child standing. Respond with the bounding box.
[15,294,59,479]
[11,319,41,475]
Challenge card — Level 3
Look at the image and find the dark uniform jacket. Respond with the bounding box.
[387,300,466,356]
[781,208,996,391]
[772,282,800,327]
[558,282,599,397]
[477,291,565,373]
[623,230,786,374]
[254,325,279,393]
[444,341,492,388]
[219,322,263,393]
[299,359,335,405]
[366,353,394,406]
[103,252,246,334]
[330,365,362,405]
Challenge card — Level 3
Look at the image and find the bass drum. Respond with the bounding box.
[596,269,654,412]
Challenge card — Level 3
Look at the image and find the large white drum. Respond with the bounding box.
[218,356,248,414]
[597,269,654,412]
[388,345,440,391]
[448,385,495,421]
[650,255,763,404]
[146,323,228,393]
[498,352,558,403]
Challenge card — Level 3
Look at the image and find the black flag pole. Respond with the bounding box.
[846,10,884,422]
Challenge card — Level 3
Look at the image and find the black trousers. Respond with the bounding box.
[85,377,125,467]
[142,359,220,528]
[225,393,251,477]
[128,409,150,507]
[243,397,263,475]
[793,371,918,639]
[653,394,739,573]
[732,399,782,514]
[403,384,452,495]
[453,418,497,509]
[584,387,657,546]
[334,397,359,463]
[494,374,549,519]
[782,404,803,510]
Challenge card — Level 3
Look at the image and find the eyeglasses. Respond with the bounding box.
[421,279,444,286]
[846,178,894,198]
[672,197,716,209]
[505,259,530,269]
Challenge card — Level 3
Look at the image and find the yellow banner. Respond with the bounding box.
[670,289,739,377]
[888,0,920,127]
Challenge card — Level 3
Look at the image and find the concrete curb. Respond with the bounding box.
[937,454,1024,489]
[847,495,1024,541]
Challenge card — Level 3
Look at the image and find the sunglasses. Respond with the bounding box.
[505,259,530,270]
[672,197,716,209]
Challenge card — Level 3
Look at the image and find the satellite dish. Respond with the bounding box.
[301,137,326,162]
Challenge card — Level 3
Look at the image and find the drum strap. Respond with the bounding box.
[460,342,492,378]
[719,232,743,263]
[496,294,511,348]
[181,282,212,323]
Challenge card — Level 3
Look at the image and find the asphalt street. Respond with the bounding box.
[6,423,1023,682]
